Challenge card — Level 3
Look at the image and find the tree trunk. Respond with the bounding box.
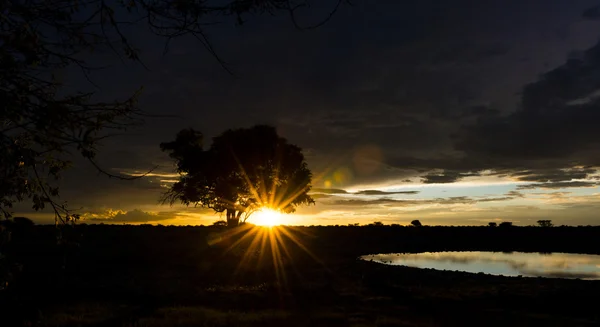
[226,209,239,228]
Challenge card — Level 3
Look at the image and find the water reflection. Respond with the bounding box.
[362,252,600,280]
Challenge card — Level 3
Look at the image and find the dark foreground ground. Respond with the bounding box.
[2,224,600,326]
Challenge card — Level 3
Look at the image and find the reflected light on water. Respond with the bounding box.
[362,251,600,280]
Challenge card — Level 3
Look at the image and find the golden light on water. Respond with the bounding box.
[253,208,282,227]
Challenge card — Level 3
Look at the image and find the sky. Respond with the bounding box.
[16,0,600,226]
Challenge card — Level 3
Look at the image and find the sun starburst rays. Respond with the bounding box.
[210,150,324,290]
[227,147,315,225]
[220,224,326,294]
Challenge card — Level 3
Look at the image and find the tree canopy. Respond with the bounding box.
[0,0,342,224]
[537,220,553,227]
[160,125,315,227]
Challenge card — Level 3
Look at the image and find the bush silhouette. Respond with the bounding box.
[411,220,422,227]
[212,221,227,227]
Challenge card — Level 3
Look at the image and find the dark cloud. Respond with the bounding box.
[330,197,407,206]
[529,192,572,200]
[454,39,600,171]
[330,195,514,207]
[508,168,596,182]
[421,171,480,184]
[476,197,514,203]
[583,5,600,20]
[448,105,501,120]
[517,181,598,190]
[505,191,525,198]
[310,194,333,200]
[309,188,419,201]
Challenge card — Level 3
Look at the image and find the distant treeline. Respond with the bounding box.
[305,224,600,256]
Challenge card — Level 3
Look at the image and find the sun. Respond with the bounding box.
[253,208,282,227]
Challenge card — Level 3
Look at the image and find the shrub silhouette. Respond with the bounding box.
[411,220,422,227]
[212,221,227,227]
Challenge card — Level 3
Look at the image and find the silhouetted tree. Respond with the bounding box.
[411,220,422,227]
[488,222,497,227]
[0,0,344,224]
[537,220,553,227]
[161,125,315,227]
[499,221,513,228]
